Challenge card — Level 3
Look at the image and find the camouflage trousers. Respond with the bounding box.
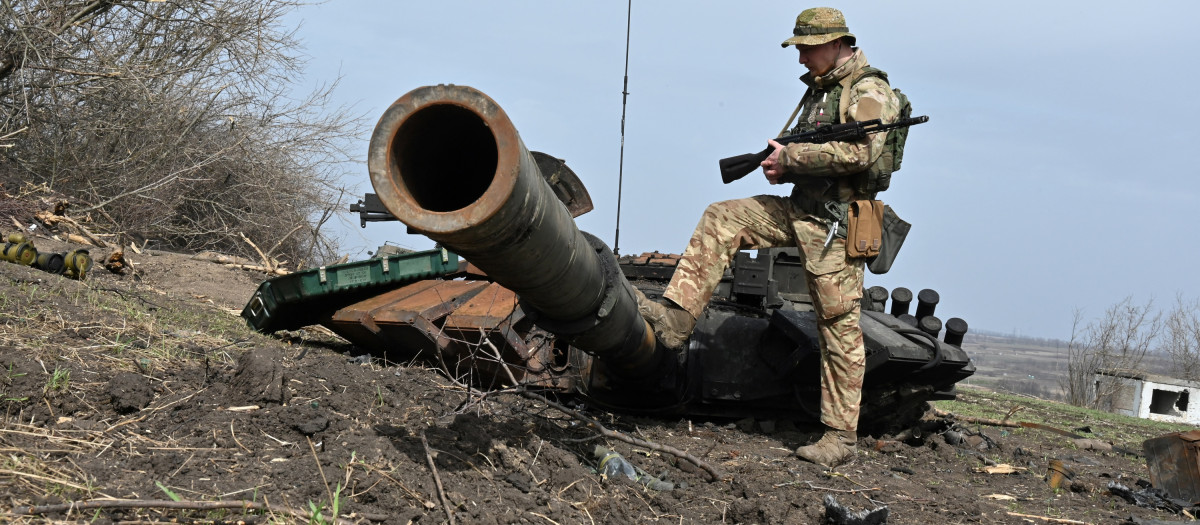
[663,195,865,432]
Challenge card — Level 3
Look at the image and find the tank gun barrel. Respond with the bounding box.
[367,84,660,377]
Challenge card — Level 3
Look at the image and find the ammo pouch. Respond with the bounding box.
[847,200,884,258]
[867,204,911,275]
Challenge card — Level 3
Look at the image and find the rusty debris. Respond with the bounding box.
[1144,430,1200,504]
[104,246,129,274]
[1046,459,1074,489]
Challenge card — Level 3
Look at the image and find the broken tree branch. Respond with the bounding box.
[223,263,290,276]
[265,223,305,259]
[192,251,255,266]
[35,211,109,247]
[933,408,1020,428]
[239,231,274,272]
[935,408,1144,456]
[1002,404,1023,423]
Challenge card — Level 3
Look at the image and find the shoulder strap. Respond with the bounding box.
[779,86,813,137]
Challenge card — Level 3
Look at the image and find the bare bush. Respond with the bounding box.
[1060,297,1160,408]
[1161,294,1200,382]
[0,0,361,267]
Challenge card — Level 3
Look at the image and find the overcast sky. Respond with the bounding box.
[284,1,1200,341]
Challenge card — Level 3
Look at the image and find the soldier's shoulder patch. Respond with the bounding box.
[854,97,883,122]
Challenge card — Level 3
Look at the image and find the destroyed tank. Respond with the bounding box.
[243,84,974,431]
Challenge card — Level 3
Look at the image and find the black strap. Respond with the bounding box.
[793,26,848,36]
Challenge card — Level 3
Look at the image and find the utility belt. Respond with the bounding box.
[788,189,851,239]
[789,189,910,275]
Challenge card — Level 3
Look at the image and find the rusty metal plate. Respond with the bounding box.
[323,280,446,354]
[328,280,443,332]
[369,280,492,338]
[444,283,521,331]
[1145,431,1200,503]
[370,279,489,327]
[327,279,487,358]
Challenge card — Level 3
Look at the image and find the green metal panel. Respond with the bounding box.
[241,247,459,333]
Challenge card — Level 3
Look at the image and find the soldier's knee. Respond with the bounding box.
[701,201,728,219]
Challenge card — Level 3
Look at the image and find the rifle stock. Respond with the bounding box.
[717,116,928,184]
[718,147,772,184]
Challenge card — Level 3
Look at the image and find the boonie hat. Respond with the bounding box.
[781,7,855,47]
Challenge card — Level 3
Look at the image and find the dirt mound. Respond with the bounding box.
[0,217,1193,524]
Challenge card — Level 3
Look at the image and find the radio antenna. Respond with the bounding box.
[613,0,632,255]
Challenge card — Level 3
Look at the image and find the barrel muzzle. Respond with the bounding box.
[367,85,662,377]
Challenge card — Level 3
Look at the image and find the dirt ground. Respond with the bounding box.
[0,217,1196,524]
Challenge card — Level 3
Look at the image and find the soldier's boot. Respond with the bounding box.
[795,428,857,467]
[632,287,696,350]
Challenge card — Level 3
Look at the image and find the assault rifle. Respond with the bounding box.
[718,115,929,184]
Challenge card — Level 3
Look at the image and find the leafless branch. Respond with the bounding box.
[1060,297,1160,408]
[0,0,363,265]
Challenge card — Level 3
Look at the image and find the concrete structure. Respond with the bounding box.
[1095,368,1200,424]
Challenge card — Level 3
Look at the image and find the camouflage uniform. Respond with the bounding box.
[663,47,900,433]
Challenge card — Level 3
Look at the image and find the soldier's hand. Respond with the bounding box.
[761,139,785,184]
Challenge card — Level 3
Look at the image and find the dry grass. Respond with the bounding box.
[0,267,288,521]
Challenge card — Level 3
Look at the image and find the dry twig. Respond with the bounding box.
[1005,511,1092,524]
[223,263,290,275]
[1002,404,1023,423]
[239,231,276,272]
[265,223,306,260]
[774,480,880,494]
[307,437,336,513]
[6,498,352,525]
[356,463,437,510]
[421,430,456,525]
[520,390,725,482]
[477,335,726,482]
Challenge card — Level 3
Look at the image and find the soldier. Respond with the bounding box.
[636,7,902,467]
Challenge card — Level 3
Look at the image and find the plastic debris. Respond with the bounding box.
[593,446,674,490]
[823,494,888,525]
[1107,481,1196,515]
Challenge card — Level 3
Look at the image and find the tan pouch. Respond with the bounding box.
[847,199,884,258]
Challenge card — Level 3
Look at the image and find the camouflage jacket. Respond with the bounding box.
[778,49,901,205]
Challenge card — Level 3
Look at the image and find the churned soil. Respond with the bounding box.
[0,227,1192,524]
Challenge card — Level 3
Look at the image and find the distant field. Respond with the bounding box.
[957,332,1173,401]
